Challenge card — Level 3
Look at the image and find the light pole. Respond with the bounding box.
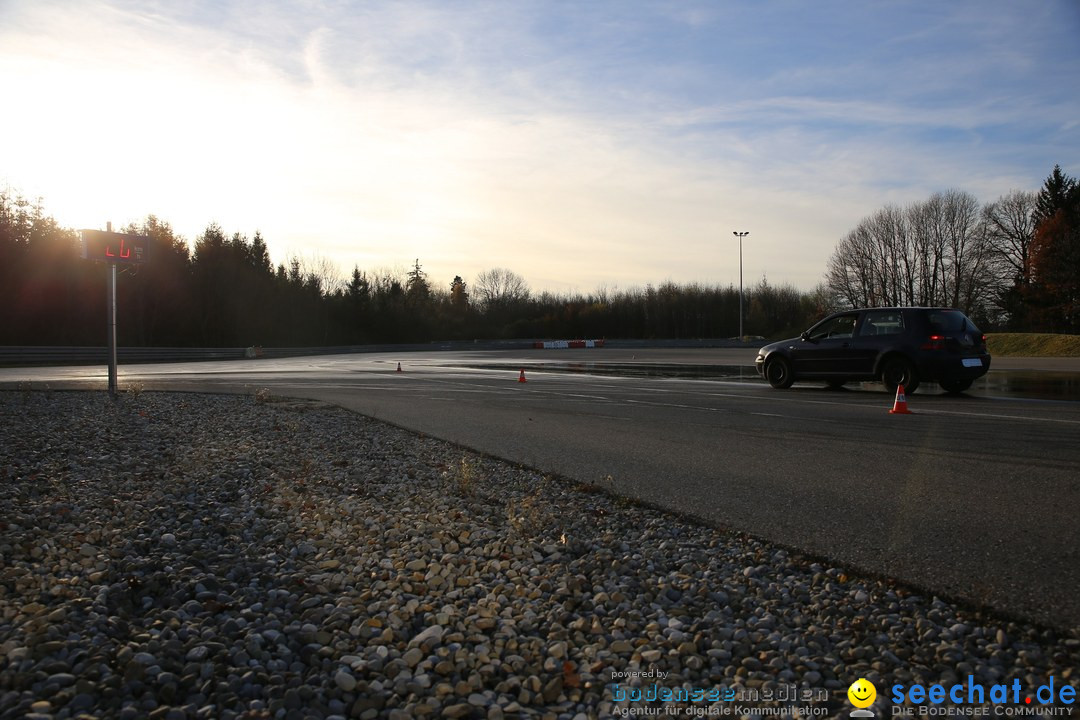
[732,231,749,341]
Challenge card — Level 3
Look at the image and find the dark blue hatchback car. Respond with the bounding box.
[754,307,991,394]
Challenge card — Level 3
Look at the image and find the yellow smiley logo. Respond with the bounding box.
[848,678,876,708]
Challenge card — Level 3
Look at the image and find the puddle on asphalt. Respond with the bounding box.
[969,371,1080,401]
[458,363,1080,401]
[461,362,757,381]
[550,362,759,381]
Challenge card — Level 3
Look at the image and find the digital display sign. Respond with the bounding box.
[79,229,149,264]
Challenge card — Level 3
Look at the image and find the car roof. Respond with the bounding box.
[839,307,963,313]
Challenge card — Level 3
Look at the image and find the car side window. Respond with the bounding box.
[809,314,857,340]
[858,311,905,337]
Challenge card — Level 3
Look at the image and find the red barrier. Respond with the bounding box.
[532,339,605,349]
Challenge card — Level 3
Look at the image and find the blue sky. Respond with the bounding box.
[2,0,1078,293]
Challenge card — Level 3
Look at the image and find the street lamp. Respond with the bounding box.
[732,231,750,341]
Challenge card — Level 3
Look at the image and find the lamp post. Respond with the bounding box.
[732,231,749,341]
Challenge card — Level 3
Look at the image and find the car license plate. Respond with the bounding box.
[962,358,983,368]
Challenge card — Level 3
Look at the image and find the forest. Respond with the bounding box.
[2,165,1077,348]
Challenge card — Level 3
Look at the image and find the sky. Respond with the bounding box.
[2,0,1078,294]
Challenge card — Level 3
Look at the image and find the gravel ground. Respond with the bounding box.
[1,390,1077,720]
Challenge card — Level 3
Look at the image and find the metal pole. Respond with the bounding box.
[733,231,749,340]
[107,262,117,397]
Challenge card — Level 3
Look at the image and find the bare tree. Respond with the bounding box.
[983,190,1037,285]
[826,218,876,308]
[826,205,911,308]
[289,252,344,295]
[473,267,531,311]
[938,190,987,311]
[826,190,995,318]
[907,193,949,305]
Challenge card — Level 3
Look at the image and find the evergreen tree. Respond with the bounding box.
[450,275,469,311]
[249,231,272,275]
[1033,165,1078,228]
[120,215,193,345]
[406,258,430,306]
[1028,166,1080,332]
[346,266,372,342]
[348,266,371,300]
[0,190,82,344]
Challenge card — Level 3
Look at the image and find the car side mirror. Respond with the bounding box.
[800,331,811,342]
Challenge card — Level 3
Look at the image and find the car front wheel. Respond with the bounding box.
[881,357,919,394]
[765,356,794,389]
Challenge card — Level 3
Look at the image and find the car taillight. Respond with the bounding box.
[921,334,945,350]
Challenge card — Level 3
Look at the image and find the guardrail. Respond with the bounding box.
[0,341,532,367]
[0,346,247,366]
[0,338,756,367]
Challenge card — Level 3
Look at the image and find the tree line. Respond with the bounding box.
[2,164,1076,348]
[0,197,821,346]
[825,165,1080,332]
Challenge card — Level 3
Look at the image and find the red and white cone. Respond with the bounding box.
[518,369,527,383]
[889,384,912,414]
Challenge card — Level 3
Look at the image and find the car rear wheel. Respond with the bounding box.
[939,378,973,394]
[881,357,919,394]
[765,356,794,389]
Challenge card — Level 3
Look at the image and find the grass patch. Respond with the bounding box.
[455,456,478,497]
[506,475,554,536]
[986,333,1080,357]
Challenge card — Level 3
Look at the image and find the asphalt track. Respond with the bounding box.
[4,349,1079,631]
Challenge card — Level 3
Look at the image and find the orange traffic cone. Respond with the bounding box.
[889,384,912,414]
[518,369,527,383]
[396,362,402,373]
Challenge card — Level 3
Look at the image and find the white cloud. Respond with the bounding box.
[1,0,1077,295]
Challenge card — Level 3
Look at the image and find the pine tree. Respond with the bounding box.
[406,258,430,305]
[1027,166,1080,332]
[1033,165,1078,228]
[450,275,469,310]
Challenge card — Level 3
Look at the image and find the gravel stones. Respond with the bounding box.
[333,669,357,692]
[1,389,1078,719]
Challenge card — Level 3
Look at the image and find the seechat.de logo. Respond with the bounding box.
[891,677,1075,709]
